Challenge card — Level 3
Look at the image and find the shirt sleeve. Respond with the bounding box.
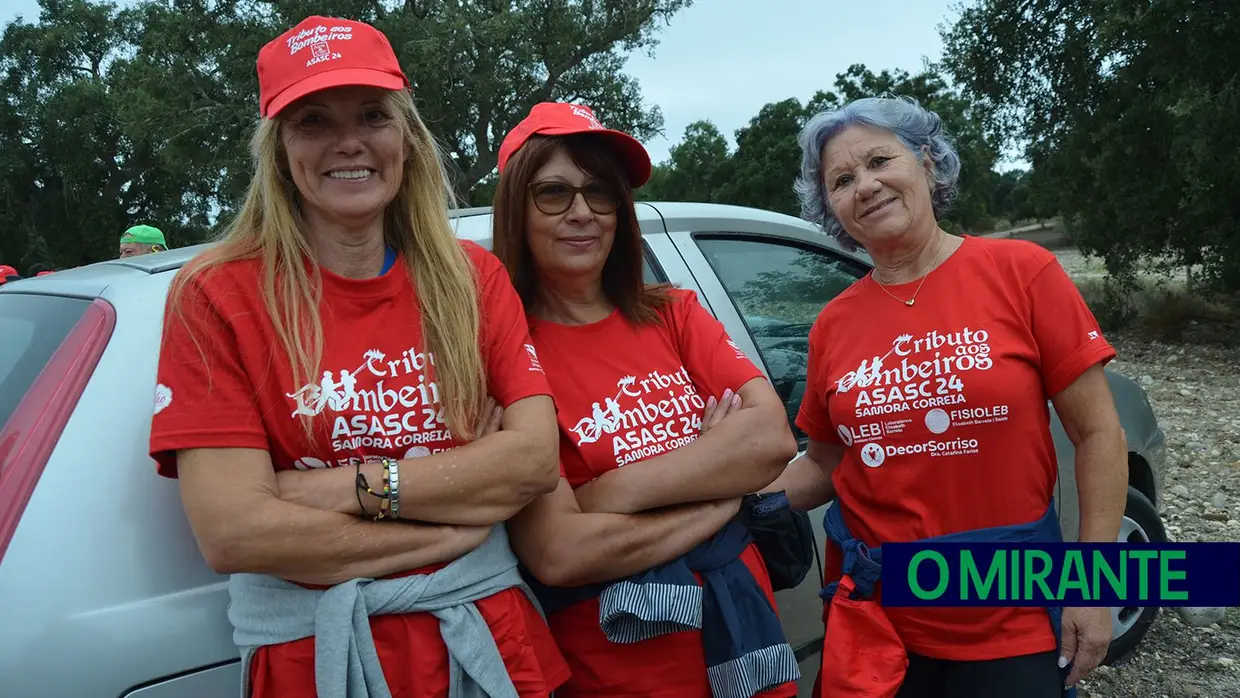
[794,312,841,444]
[1028,256,1118,397]
[474,248,555,407]
[148,272,269,478]
[669,289,765,399]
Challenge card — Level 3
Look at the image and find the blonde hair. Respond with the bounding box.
[169,89,485,443]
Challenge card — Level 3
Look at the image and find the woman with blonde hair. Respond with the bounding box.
[148,15,568,698]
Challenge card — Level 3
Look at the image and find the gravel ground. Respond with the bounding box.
[1053,248,1240,698]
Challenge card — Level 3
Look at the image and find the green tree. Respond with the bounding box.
[941,0,1240,297]
[715,98,805,216]
[639,119,731,202]
[989,169,1052,225]
[0,0,691,271]
[641,63,1000,232]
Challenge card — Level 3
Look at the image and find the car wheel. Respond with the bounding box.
[1103,485,1166,665]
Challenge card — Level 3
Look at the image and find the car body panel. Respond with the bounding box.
[0,269,240,696]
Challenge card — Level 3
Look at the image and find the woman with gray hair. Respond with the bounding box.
[763,96,1128,698]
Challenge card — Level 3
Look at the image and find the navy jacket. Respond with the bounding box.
[822,499,1077,698]
[526,518,800,698]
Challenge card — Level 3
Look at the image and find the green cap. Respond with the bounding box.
[120,224,166,247]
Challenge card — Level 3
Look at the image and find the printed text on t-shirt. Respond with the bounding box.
[836,327,993,418]
[830,325,1014,467]
[568,367,706,466]
[284,345,451,468]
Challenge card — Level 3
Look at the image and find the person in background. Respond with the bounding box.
[147,15,568,698]
[0,265,19,284]
[492,102,801,698]
[118,224,168,258]
[763,94,1127,698]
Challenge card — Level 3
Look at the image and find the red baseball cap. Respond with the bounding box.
[497,102,652,187]
[257,16,409,119]
[0,265,17,277]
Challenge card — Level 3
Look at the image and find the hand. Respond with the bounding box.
[1059,606,1112,686]
[701,388,742,433]
[474,397,503,440]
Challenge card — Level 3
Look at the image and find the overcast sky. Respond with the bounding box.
[3,0,1007,166]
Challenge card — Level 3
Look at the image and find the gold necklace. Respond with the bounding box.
[872,232,945,307]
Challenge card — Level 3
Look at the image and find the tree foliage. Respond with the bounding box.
[0,0,689,270]
[640,63,1008,233]
[941,0,1240,300]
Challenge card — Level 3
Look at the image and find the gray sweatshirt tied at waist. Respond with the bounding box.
[227,524,542,698]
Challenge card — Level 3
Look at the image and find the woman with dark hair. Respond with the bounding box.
[493,102,801,698]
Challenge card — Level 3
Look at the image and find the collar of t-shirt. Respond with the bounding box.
[381,245,396,275]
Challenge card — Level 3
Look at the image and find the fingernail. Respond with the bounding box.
[723,389,733,400]
[707,396,717,409]
[1058,656,1068,668]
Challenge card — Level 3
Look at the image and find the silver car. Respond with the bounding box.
[0,202,1175,697]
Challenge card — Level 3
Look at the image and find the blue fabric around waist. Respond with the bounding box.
[524,518,800,698]
[821,499,1077,697]
[380,245,396,275]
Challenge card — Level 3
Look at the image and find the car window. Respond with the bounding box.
[0,294,92,436]
[693,236,866,440]
[643,246,665,283]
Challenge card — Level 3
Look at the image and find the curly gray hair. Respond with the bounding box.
[793,95,961,251]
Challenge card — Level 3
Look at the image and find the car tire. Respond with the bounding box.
[1103,485,1166,665]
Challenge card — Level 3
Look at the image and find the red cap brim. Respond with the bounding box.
[264,68,408,118]
[534,126,652,188]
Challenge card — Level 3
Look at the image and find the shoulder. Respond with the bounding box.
[666,287,705,309]
[810,277,868,338]
[168,254,262,311]
[658,287,712,324]
[458,239,502,273]
[962,236,1059,282]
[161,257,265,348]
[455,239,511,290]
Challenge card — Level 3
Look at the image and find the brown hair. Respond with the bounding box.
[491,133,672,324]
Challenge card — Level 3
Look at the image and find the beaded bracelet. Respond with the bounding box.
[375,464,393,521]
[355,460,391,519]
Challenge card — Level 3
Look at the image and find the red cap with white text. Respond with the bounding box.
[497,102,653,187]
[256,15,410,119]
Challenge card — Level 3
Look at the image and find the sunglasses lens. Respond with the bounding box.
[583,185,617,213]
[533,184,574,213]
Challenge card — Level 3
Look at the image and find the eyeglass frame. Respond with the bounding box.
[527,180,620,216]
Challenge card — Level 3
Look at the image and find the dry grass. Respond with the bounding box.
[1001,224,1239,346]
[1076,278,1240,346]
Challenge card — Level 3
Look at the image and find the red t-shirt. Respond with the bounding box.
[149,241,570,697]
[796,235,1117,661]
[527,288,797,698]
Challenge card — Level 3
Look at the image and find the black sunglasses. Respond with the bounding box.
[528,180,619,216]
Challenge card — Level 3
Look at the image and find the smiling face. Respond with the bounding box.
[821,123,937,249]
[279,85,405,227]
[524,146,619,285]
